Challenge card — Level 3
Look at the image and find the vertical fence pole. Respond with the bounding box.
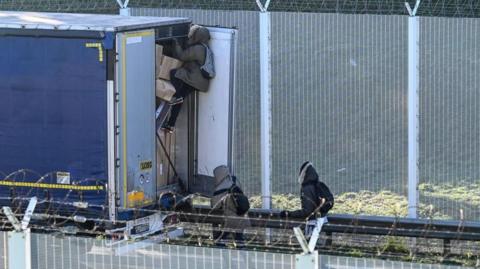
[7,229,32,269]
[116,0,131,15]
[406,1,421,219]
[259,9,272,211]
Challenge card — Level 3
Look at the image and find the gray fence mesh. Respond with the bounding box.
[419,17,480,221]
[270,12,408,196]
[0,231,464,269]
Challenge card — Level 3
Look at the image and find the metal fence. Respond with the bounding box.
[0,231,473,269]
[30,232,295,269]
[419,17,480,220]
[133,8,480,221]
[0,1,478,221]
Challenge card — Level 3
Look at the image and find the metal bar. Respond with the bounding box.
[407,14,420,219]
[156,132,179,177]
[7,230,31,269]
[188,206,480,241]
[107,80,117,222]
[259,11,272,211]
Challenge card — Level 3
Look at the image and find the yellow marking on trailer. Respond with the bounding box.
[0,181,104,191]
[85,42,104,62]
[125,31,154,38]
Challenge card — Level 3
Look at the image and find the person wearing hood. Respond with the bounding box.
[211,165,250,244]
[162,25,212,133]
[280,161,334,220]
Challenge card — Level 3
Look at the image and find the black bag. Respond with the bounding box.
[315,181,334,215]
[229,184,250,216]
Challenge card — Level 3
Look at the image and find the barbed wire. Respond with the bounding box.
[0,0,480,18]
[1,196,480,266]
[0,168,479,266]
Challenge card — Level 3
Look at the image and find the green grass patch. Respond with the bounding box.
[419,181,480,207]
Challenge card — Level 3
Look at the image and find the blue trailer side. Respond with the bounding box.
[0,35,109,218]
[0,12,192,227]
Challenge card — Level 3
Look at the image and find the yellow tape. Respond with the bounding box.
[85,42,104,62]
[124,31,154,38]
[0,181,104,191]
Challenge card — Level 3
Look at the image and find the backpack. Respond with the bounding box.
[315,181,334,215]
[200,43,215,79]
[229,184,250,216]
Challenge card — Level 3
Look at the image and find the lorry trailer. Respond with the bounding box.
[0,11,237,236]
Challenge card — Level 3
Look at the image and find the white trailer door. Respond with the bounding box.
[196,27,237,177]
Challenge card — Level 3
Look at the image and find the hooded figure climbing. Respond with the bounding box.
[162,25,213,133]
[281,161,334,219]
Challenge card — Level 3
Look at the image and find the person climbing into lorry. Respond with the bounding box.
[280,162,334,235]
[211,165,250,246]
[162,25,215,133]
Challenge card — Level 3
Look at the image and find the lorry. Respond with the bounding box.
[0,11,237,237]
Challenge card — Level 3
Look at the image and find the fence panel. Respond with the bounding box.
[133,8,480,221]
[0,232,5,269]
[25,232,475,269]
[270,13,408,197]
[420,17,480,221]
[30,233,294,269]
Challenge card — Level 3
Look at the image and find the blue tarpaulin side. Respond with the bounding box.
[0,36,108,215]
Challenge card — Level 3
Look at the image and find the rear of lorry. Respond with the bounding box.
[0,12,238,234]
[0,12,191,224]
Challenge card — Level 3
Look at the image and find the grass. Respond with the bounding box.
[419,181,480,207]
[193,181,480,220]
[248,190,449,219]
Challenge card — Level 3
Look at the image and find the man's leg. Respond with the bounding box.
[166,72,193,128]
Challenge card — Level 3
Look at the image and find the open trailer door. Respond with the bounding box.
[193,27,237,192]
[116,30,157,210]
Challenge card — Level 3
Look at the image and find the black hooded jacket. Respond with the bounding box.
[288,164,321,219]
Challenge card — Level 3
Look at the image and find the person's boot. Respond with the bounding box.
[168,96,184,106]
[161,124,175,134]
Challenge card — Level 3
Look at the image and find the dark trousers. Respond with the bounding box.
[167,70,196,127]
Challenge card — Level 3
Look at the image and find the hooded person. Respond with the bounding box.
[162,25,212,133]
[210,165,250,244]
[280,161,334,220]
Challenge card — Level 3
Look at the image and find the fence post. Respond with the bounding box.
[406,0,421,219]
[258,0,272,211]
[7,230,32,269]
[116,0,131,15]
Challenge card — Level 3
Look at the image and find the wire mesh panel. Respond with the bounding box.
[0,232,6,269]
[270,13,408,199]
[26,232,477,269]
[30,233,295,269]
[419,17,480,221]
[132,8,262,195]
[319,254,473,269]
